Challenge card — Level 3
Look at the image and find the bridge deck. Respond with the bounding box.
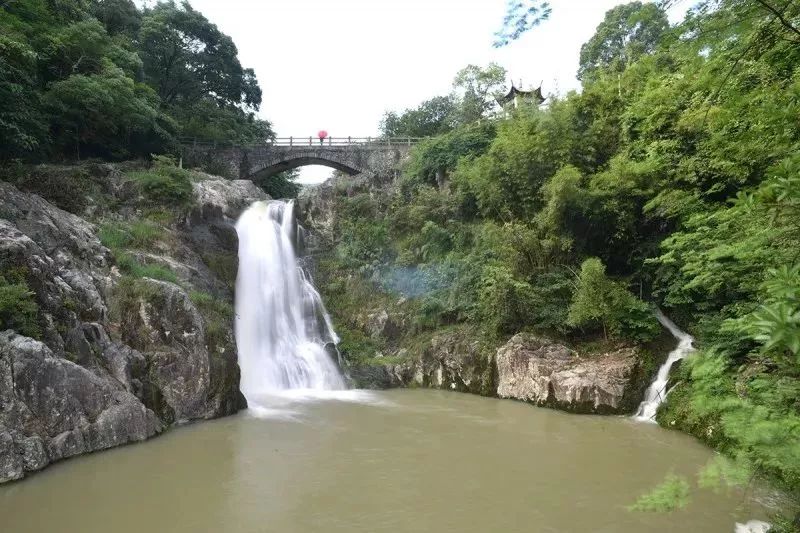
[181,137,423,149]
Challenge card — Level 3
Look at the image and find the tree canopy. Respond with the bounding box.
[578,2,669,80]
[380,63,510,139]
[0,0,272,161]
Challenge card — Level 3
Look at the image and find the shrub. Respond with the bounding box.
[568,257,658,341]
[0,274,40,338]
[190,291,234,354]
[8,167,94,214]
[336,220,390,270]
[99,220,161,251]
[116,253,178,283]
[112,276,160,347]
[478,264,535,335]
[253,170,301,199]
[127,160,194,207]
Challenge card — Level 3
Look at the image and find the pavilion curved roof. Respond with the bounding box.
[497,85,545,105]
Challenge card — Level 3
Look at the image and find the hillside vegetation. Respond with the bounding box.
[316,0,800,511]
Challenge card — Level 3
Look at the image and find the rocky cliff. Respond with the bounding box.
[0,169,266,483]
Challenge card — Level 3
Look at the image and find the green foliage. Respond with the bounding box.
[190,290,233,353]
[337,219,390,271]
[6,166,94,214]
[404,122,496,188]
[112,275,160,346]
[139,0,261,110]
[116,253,178,283]
[316,1,800,520]
[127,162,193,207]
[578,2,669,81]
[99,220,161,250]
[202,253,237,290]
[628,474,691,513]
[380,95,458,138]
[253,170,301,199]
[0,35,47,159]
[452,63,507,124]
[90,0,142,37]
[697,456,751,492]
[0,0,268,161]
[741,265,800,361]
[478,264,535,335]
[494,0,552,47]
[0,273,41,339]
[568,258,658,341]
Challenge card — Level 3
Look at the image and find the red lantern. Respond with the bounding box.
[317,130,328,140]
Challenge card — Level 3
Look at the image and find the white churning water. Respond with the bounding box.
[235,200,345,409]
[634,310,695,423]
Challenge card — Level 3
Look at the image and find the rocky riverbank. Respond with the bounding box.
[0,164,266,483]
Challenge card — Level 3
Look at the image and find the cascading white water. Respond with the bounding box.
[634,310,695,422]
[235,200,345,407]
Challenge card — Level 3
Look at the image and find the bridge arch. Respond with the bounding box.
[247,155,363,179]
[181,137,419,182]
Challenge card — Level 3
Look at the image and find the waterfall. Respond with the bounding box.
[234,200,345,408]
[634,310,694,423]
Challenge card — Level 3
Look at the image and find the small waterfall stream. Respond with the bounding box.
[235,200,345,408]
[634,310,695,422]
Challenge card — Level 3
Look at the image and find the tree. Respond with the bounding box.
[90,0,142,36]
[169,98,272,144]
[567,257,657,340]
[40,19,142,82]
[380,95,458,138]
[494,0,552,47]
[0,35,47,159]
[43,64,175,159]
[253,169,301,199]
[138,1,261,110]
[452,63,507,123]
[578,2,669,80]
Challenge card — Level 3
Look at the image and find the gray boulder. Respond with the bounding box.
[0,332,161,483]
[496,333,642,414]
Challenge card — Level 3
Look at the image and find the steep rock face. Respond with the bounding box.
[0,175,263,483]
[297,178,338,253]
[193,177,269,220]
[347,328,495,396]
[185,178,268,293]
[496,333,641,414]
[0,182,112,353]
[0,332,160,483]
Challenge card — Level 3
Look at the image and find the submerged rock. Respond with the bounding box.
[496,333,642,414]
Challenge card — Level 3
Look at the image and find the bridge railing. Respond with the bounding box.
[180,137,424,149]
[269,136,423,147]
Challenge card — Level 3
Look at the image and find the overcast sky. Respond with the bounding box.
[159,0,687,183]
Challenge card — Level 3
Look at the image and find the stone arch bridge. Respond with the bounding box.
[182,137,421,181]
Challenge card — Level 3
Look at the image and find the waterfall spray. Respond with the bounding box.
[235,200,345,407]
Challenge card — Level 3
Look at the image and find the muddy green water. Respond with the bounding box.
[0,390,776,532]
